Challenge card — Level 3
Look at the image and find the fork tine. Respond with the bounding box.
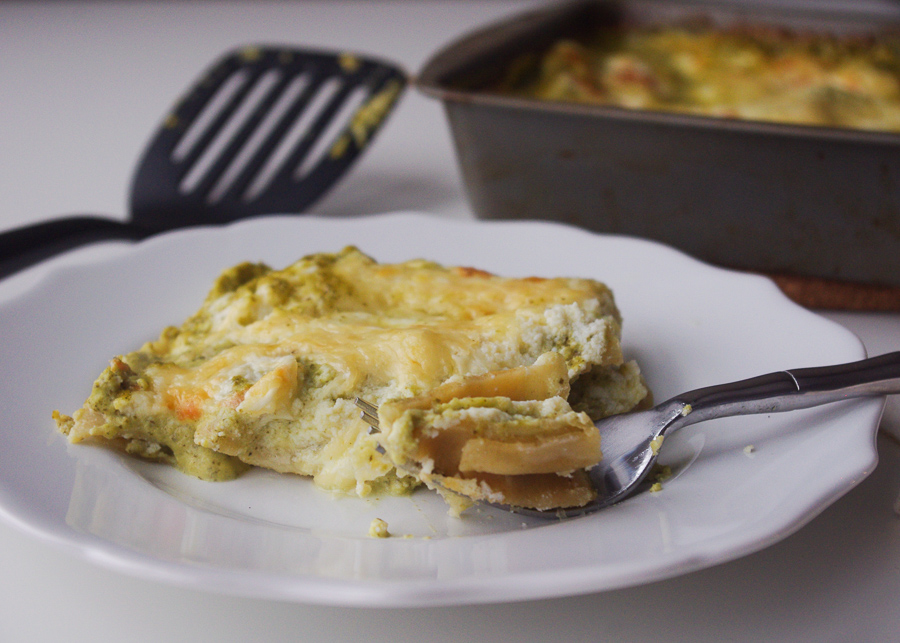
[361,411,380,431]
[354,397,380,432]
[354,397,378,414]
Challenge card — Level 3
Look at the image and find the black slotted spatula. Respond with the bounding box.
[0,45,406,280]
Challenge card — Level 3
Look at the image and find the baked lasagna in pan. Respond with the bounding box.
[501,22,900,132]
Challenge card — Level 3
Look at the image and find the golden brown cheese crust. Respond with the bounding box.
[56,247,649,503]
[501,24,900,132]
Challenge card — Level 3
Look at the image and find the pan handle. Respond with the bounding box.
[0,216,152,281]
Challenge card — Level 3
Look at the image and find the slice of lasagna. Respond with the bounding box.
[55,246,649,510]
[376,352,606,513]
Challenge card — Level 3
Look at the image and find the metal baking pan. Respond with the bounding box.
[416,0,900,309]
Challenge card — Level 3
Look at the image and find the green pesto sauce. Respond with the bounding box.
[207,261,271,299]
[86,358,248,481]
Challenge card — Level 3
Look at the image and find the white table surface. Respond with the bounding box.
[1,2,899,641]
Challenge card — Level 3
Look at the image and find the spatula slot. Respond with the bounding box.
[295,84,370,181]
[207,73,314,204]
[241,75,344,202]
[170,69,252,164]
[178,68,283,196]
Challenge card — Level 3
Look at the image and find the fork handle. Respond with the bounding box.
[0,216,153,281]
[672,351,900,427]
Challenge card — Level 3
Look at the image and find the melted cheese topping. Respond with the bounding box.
[56,247,649,506]
[501,24,900,132]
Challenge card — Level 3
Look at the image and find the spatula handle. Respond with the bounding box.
[0,216,151,280]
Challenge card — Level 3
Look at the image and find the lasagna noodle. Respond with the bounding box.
[377,353,604,511]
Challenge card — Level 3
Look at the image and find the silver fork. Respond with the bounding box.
[354,397,424,478]
[356,352,900,518]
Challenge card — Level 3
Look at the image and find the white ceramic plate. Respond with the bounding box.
[0,213,882,606]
